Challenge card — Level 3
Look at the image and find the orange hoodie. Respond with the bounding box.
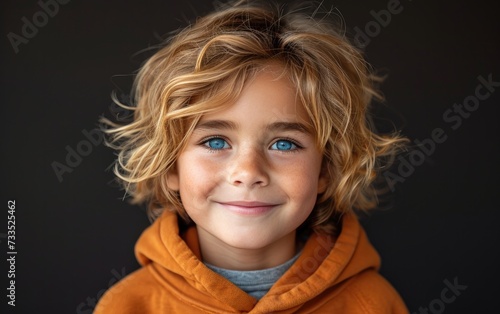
[95,210,409,313]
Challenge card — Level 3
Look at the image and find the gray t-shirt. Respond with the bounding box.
[205,252,301,300]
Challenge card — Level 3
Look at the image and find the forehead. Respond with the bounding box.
[199,63,311,128]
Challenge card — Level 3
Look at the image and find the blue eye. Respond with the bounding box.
[204,138,229,150]
[271,140,297,151]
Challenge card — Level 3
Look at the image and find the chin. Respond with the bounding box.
[218,229,277,250]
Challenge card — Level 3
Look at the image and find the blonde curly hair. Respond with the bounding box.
[102,0,406,234]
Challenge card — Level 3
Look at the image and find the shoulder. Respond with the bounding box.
[340,270,409,314]
[94,265,163,314]
[308,270,408,314]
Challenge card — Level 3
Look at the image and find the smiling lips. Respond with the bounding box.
[217,201,278,216]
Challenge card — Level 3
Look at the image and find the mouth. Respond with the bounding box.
[216,201,278,216]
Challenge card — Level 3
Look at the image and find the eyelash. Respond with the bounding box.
[200,135,230,153]
[271,137,303,153]
[199,136,303,153]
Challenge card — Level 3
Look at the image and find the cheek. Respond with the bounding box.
[285,155,322,191]
[178,154,221,202]
[278,157,322,208]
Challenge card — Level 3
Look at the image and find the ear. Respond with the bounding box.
[165,165,180,191]
[317,160,329,194]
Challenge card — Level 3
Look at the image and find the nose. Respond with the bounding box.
[227,147,270,188]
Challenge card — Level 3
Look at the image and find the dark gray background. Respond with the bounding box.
[1,0,499,313]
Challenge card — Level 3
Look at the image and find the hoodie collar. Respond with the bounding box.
[135,210,380,313]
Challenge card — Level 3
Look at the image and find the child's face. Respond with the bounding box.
[167,64,327,255]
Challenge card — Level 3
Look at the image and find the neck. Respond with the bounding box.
[197,227,297,271]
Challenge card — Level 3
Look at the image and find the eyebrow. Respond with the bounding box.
[265,121,311,134]
[195,120,238,131]
[195,120,311,134]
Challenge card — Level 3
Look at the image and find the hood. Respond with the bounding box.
[134,209,381,313]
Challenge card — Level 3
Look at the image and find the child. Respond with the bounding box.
[96,1,409,312]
